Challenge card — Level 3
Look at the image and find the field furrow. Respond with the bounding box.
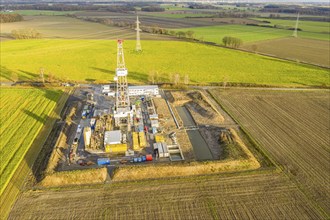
[9,172,324,219]
[211,88,330,214]
[0,88,61,195]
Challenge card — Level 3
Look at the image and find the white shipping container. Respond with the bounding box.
[151,120,159,128]
[149,114,158,120]
[156,143,164,158]
[162,142,169,158]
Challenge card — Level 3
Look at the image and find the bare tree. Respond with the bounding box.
[223,76,229,89]
[251,44,258,53]
[154,71,160,84]
[184,74,190,85]
[174,73,180,85]
[168,73,173,83]
[148,71,155,84]
[185,31,195,39]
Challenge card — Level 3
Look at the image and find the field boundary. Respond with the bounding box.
[0,89,70,220]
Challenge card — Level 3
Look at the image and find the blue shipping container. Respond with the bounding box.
[97,158,110,166]
[138,157,142,163]
[133,158,138,163]
[142,156,146,162]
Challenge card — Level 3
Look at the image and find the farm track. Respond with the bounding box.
[9,172,323,219]
[210,89,330,215]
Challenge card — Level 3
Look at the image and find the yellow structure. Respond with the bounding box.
[155,134,165,143]
[138,132,146,147]
[105,144,127,153]
[132,132,140,150]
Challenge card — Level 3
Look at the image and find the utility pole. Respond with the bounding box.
[135,16,142,52]
[293,13,300,38]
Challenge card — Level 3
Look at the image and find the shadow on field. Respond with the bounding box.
[22,109,47,125]
[21,90,69,186]
[86,78,96,83]
[90,67,114,75]
[0,66,16,81]
[128,71,148,83]
[19,70,39,79]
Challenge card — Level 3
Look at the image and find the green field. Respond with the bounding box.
[160,4,192,11]
[146,12,213,19]
[0,40,329,87]
[175,24,329,44]
[255,18,330,34]
[175,25,292,43]
[2,10,78,16]
[0,88,62,195]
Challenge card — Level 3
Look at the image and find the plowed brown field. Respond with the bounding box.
[9,172,323,219]
[210,88,330,215]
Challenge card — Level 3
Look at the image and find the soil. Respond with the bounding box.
[170,90,227,159]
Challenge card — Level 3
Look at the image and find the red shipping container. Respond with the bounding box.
[146,154,153,161]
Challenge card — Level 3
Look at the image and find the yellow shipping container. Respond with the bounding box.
[132,132,140,150]
[138,132,147,148]
[105,144,127,153]
[155,134,165,143]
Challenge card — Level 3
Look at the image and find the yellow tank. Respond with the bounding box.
[138,132,147,148]
[105,144,127,153]
[132,132,140,150]
[155,134,165,143]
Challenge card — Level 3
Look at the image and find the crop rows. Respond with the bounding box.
[9,172,323,219]
[0,88,61,195]
[210,89,330,214]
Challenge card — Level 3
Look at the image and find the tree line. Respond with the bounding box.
[11,29,42,39]
[222,36,242,48]
[148,71,190,88]
[262,4,329,16]
[1,4,135,12]
[0,14,23,23]
[141,6,165,12]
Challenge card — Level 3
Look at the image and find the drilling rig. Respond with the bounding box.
[113,40,132,129]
